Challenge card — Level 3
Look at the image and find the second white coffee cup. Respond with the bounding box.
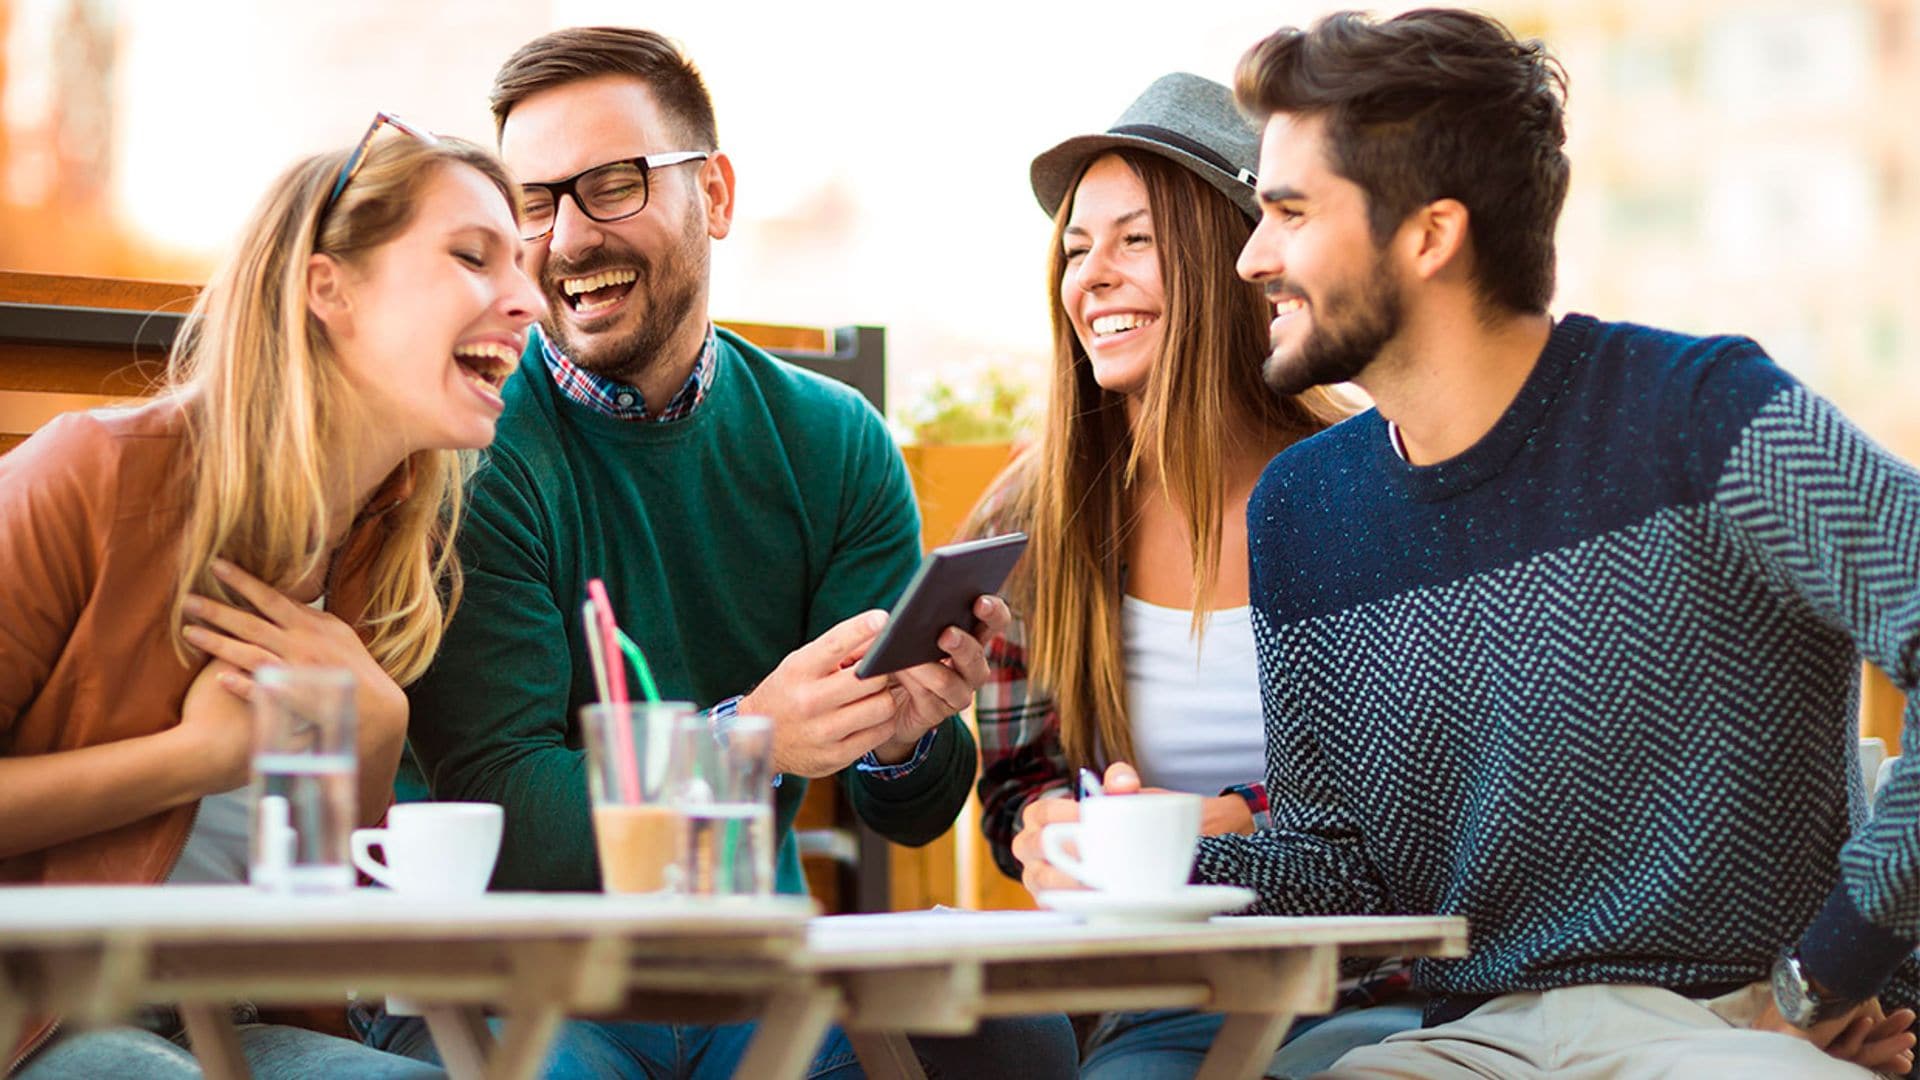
[1040,792,1201,895]
[351,802,503,898]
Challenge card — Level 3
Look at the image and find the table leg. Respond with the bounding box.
[180,1002,252,1080]
[487,1004,566,1080]
[423,1004,494,1080]
[733,986,837,1080]
[848,1031,925,1080]
[1195,1010,1296,1080]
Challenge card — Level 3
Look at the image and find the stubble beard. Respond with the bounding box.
[540,211,709,383]
[1262,256,1404,397]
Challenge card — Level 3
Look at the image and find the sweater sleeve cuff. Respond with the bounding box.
[1797,880,1919,1003]
[848,717,963,805]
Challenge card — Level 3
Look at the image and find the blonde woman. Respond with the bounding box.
[0,120,540,1078]
[968,75,1417,1077]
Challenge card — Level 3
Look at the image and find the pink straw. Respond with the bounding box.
[586,579,641,804]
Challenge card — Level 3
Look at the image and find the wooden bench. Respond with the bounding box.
[0,271,886,453]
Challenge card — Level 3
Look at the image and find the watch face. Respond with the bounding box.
[1773,952,1813,1026]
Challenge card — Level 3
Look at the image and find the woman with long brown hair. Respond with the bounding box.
[968,74,1420,1077]
[0,122,540,1078]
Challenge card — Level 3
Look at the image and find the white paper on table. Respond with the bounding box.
[807,906,1080,950]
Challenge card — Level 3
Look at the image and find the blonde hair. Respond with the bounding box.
[166,134,519,686]
[974,149,1344,768]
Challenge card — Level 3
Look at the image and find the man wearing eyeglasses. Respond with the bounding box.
[376,25,1077,1080]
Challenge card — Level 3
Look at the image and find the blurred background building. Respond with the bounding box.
[2,0,1916,459]
[1534,0,1920,460]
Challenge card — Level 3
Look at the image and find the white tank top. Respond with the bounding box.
[1121,596,1264,795]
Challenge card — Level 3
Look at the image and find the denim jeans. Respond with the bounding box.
[18,1022,446,1080]
[1080,1002,1425,1080]
[352,1001,1077,1079]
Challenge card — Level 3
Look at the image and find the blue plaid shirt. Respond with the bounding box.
[542,325,935,781]
[540,325,716,422]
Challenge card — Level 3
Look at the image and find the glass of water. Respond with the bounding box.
[673,713,775,898]
[249,666,358,893]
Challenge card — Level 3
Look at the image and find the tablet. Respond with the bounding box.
[854,532,1029,678]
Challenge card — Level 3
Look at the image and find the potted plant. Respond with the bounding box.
[896,366,1035,551]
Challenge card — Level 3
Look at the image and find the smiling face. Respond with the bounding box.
[319,162,542,455]
[1060,155,1166,396]
[1237,113,1406,396]
[499,74,726,382]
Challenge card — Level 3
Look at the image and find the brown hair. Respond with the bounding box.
[490,26,717,149]
[167,134,519,685]
[974,149,1341,768]
[1235,8,1570,315]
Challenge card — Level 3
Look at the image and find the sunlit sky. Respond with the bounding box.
[94,0,1345,412]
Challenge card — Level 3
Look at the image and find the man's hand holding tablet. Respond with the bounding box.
[739,534,1025,775]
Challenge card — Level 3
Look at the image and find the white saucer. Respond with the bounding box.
[1035,884,1257,924]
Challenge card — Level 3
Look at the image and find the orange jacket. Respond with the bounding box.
[0,396,402,1072]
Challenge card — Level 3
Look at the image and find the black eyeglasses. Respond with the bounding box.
[320,112,439,223]
[517,151,710,241]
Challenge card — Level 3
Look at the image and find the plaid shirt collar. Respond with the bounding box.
[539,324,717,422]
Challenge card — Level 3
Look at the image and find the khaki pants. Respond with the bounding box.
[1319,983,1890,1079]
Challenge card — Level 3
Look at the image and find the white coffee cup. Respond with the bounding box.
[351,802,502,898]
[1040,792,1201,895]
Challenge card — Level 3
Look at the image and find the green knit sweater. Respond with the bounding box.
[405,327,977,894]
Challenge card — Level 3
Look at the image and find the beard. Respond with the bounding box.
[539,209,707,382]
[1261,254,1404,397]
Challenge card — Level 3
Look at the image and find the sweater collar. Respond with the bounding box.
[1377,314,1596,503]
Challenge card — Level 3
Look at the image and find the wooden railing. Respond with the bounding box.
[0,272,195,453]
[0,271,886,453]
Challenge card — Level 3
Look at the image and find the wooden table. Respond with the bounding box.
[0,886,814,1080]
[798,910,1468,1080]
[0,889,1466,1080]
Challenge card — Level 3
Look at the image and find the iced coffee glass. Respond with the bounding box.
[581,701,693,894]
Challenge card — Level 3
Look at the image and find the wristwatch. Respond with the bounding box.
[1772,946,1855,1028]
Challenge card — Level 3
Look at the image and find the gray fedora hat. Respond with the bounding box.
[1030,72,1261,222]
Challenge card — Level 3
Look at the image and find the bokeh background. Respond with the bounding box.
[3,0,1916,458]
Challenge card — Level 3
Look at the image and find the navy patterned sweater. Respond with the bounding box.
[1195,314,1920,1013]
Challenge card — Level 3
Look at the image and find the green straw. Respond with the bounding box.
[614,628,662,704]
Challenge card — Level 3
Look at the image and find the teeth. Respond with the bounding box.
[1090,313,1157,336]
[452,342,518,389]
[1273,297,1305,316]
[562,269,638,296]
[453,342,518,365]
